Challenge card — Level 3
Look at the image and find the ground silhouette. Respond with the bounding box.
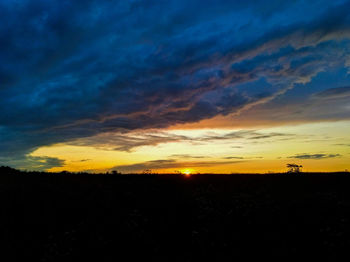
[1,166,350,261]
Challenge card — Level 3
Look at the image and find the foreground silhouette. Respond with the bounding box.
[1,166,350,261]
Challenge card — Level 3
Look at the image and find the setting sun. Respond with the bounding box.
[181,169,194,176]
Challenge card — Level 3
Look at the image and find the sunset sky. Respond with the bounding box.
[1,0,350,173]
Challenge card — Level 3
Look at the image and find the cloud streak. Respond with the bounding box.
[112,159,243,173]
[288,153,342,160]
[68,130,296,152]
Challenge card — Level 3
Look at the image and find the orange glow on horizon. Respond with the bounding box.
[29,121,350,173]
[181,169,195,176]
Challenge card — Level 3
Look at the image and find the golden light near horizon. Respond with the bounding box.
[181,169,195,176]
[28,121,350,174]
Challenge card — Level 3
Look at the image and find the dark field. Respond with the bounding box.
[1,167,350,261]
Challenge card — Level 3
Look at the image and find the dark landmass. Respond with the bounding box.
[1,166,350,261]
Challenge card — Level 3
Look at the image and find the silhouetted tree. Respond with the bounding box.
[142,169,154,175]
[286,163,303,173]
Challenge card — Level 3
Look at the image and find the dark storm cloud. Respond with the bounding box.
[288,153,342,160]
[1,0,350,169]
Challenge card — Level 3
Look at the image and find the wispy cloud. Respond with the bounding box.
[68,130,296,152]
[112,159,243,173]
[222,156,245,160]
[169,154,208,159]
[223,156,263,160]
[288,153,342,160]
[312,86,350,100]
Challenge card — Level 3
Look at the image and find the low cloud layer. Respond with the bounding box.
[0,155,65,171]
[288,153,342,160]
[1,0,350,169]
[112,159,243,173]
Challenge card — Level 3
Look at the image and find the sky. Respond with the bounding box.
[1,0,350,173]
